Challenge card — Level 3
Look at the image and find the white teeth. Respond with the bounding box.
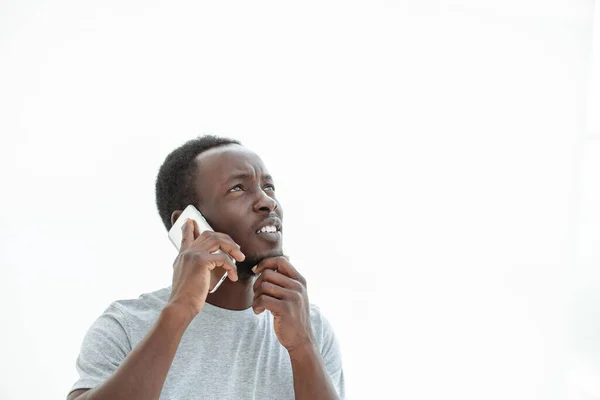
[257,225,277,233]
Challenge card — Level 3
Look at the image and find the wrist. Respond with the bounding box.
[162,301,200,325]
[287,340,319,361]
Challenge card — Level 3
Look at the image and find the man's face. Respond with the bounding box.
[191,144,284,278]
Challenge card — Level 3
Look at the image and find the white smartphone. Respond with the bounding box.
[168,204,231,294]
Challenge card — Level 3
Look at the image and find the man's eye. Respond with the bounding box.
[264,184,275,191]
[229,184,243,192]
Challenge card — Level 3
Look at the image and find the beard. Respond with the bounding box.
[235,248,285,281]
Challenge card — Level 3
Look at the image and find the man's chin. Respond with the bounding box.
[235,249,285,280]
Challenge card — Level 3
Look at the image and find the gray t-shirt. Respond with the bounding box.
[69,286,345,399]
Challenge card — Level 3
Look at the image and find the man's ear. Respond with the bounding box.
[170,210,183,227]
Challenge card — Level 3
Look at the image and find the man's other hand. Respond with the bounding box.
[252,256,315,352]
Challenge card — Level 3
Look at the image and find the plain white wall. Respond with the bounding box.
[567,0,600,392]
[0,1,596,399]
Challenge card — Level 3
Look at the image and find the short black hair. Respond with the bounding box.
[155,135,241,231]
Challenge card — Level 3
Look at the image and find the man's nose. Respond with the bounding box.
[254,191,278,213]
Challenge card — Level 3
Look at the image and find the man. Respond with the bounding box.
[67,135,345,400]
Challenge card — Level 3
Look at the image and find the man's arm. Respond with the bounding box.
[68,304,195,400]
[288,343,340,400]
[68,220,244,400]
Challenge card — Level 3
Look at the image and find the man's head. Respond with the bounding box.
[155,135,284,280]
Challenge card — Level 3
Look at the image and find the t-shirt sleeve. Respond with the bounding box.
[69,304,132,395]
[311,305,346,399]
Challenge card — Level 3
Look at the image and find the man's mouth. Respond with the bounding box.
[255,225,280,234]
[254,223,282,242]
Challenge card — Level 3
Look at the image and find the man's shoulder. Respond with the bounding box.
[308,302,336,336]
[107,286,171,320]
[308,302,323,317]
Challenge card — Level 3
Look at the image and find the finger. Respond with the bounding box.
[253,257,304,284]
[195,234,246,263]
[192,218,201,239]
[203,253,239,282]
[180,219,195,252]
[252,294,285,315]
[213,234,246,263]
[253,280,296,302]
[252,269,303,293]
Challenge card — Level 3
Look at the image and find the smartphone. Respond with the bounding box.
[168,204,231,294]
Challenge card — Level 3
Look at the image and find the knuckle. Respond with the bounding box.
[298,275,307,287]
[212,253,226,265]
[181,251,195,263]
[214,231,233,242]
[209,232,224,242]
[293,291,303,303]
[222,255,235,268]
[204,235,218,245]
[199,230,213,240]
[215,234,237,249]
[291,280,304,292]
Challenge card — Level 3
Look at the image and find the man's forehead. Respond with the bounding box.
[194,144,268,179]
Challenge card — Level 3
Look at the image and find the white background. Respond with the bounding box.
[0,1,598,399]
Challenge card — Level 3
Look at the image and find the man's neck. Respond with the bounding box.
[204,276,256,311]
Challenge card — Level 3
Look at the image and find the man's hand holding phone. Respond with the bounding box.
[251,257,315,353]
[168,219,246,318]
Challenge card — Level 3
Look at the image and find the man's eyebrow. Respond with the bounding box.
[225,173,274,183]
